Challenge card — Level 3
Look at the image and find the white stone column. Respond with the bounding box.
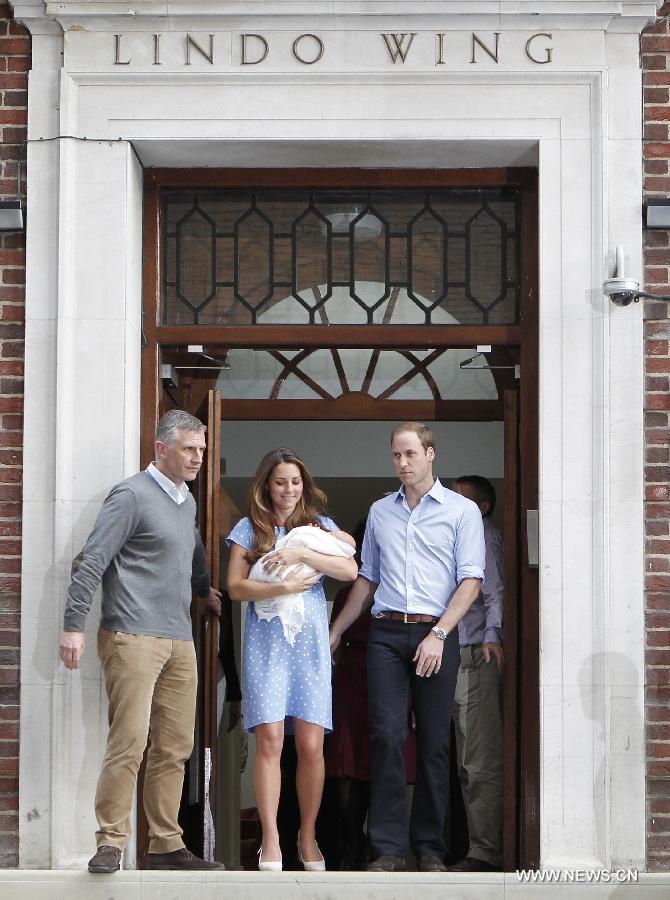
[19,64,143,865]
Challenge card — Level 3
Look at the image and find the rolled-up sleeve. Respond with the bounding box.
[454,503,485,583]
[358,509,380,585]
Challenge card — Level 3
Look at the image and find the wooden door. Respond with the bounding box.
[190,389,222,859]
[502,388,520,870]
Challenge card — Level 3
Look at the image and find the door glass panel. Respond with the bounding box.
[162,189,520,325]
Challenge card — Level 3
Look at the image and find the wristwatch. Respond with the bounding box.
[431,626,448,641]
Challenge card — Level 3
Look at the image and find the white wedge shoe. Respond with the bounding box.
[297,832,326,871]
[258,846,282,872]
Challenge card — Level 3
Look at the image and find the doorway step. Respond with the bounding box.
[1,870,667,898]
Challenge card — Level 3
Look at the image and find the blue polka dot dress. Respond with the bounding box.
[226,516,337,734]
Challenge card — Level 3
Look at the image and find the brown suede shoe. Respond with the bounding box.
[367,854,406,872]
[146,847,225,870]
[88,845,122,873]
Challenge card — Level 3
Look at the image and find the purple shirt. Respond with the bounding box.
[457,518,503,647]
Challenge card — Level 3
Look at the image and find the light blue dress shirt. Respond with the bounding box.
[359,478,485,618]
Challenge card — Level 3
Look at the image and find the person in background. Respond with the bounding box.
[448,475,504,873]
[226,448,357,872]
[59,409,226,874]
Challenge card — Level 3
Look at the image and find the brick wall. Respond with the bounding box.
[0,0,27,869]
[643,1,670,874]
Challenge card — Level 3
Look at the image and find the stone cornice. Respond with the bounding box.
[10,1,664,33]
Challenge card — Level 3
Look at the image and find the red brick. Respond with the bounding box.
[646,158,670,175]
[649,814,670,833]
[645,483,668,500]
[647,127,670,145]
[2,90,26,107]
[646,446,669,463]
[0,109,25,126]
[0,125,25,142]
[645,71,670,86]
[646,339,670,355]
[648,358,670,375]
[0,486,22,502]
[647,521,670,536]
[647,375,670,391]
[645,267,670,284]
[0,361,22,377]
[645,141,670,157]
[648,706,670,722]
[646,231,670,248]
[647,394,670,410]
[1,306,23,322]
[0,398,21,413]
[0,287,24,303]
[648,538,670,552]
[648,646,670,665]
[1,414,23,429]
[645,87,670,104]
[646,503,670,520]
[1,269,23,287]
[642,54,668,71]
[648,557,670,572]
[642,35,670,51]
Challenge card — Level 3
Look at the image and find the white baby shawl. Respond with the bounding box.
[250,525,355,646]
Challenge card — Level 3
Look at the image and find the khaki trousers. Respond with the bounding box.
[453,644,503,867]
[95,628,197,854]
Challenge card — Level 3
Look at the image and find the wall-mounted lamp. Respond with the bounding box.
[603,245,670,306]
[0,159,24,231]
[645,198,670,230]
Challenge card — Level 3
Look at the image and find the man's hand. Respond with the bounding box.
[329,627,342,663]
[59,631,85,670]
[413,632,444,677]
[200,588,222,617]
[483,641,504,671]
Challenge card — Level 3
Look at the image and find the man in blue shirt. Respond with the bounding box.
[329,422,485,873]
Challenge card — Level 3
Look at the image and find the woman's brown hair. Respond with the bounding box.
[247,448,328,561]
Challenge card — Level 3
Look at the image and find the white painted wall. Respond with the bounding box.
[13,0,654,871]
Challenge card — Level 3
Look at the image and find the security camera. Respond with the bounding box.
[602,277,640,307]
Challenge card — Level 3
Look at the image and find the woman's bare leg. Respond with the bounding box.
[294,719,325,862]
[253,721,284,861]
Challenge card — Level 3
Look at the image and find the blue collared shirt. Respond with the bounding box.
[359,478,485,618]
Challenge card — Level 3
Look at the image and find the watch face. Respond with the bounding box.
[433,627,447,641]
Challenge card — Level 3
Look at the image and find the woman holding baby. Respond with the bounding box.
[226,448,357,872]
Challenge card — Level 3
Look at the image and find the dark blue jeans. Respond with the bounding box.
[367,618,460,859]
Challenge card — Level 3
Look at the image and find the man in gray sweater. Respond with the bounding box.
[59,409,225,873]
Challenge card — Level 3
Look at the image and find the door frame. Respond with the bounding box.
[138,167,539,870]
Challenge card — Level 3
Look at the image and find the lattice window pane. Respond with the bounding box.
[162,188,520,325]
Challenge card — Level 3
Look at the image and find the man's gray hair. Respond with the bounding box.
[155,410,206,446]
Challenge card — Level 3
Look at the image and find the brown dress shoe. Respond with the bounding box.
[88,845,122,873]
[418,854,447,872]
[146,847,225,870]
[367,854,406,872]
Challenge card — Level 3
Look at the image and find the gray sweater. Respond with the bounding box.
[64,471,206,641]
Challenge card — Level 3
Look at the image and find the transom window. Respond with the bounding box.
[162,188,520,326]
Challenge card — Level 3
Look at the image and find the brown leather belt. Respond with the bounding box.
[373,611,439,624]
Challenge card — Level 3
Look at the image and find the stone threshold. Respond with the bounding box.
[1,870,669,899]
